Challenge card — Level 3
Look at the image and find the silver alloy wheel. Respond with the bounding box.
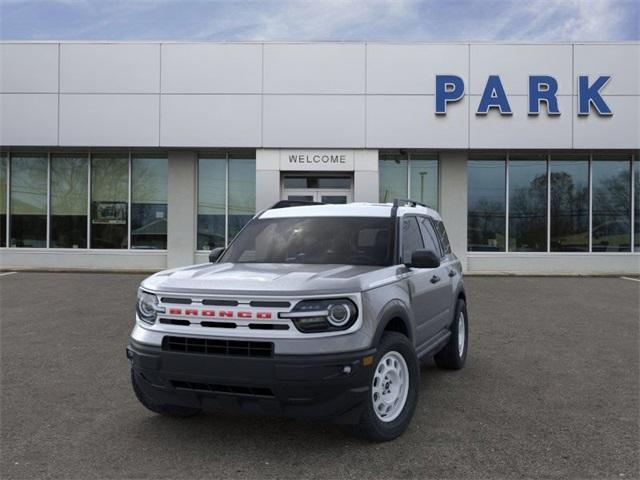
[458,311,466,358]
[371,351,409,422]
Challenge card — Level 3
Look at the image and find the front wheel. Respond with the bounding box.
[434,298,468,370]
[353,332,420,442]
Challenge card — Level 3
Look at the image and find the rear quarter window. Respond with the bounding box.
[434,220,452,255]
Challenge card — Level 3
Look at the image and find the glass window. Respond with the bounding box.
[467,157,506,252]
[418,217,441,256]
[91,154,128,249]
[228,155,255,241]
[0,154,6,247]
[592,154,631,252]
[508,155,548,252]
[197,156,226,250]
[131,156,168,250]
[50,155,88,248]
[283,176,350,189]
[410,154,438,209]
[221,217,394,266]
[401,216,424,263]
[549,154,589,252]
[634,155,639,252]
[379,152,408,203]
[433,219,452,256]
[10,154,47,248]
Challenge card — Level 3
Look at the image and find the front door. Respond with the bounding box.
[282,175,353,205]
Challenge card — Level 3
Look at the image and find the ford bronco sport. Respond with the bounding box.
[127,199,468,441]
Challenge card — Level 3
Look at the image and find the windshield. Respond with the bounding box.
[221,216,395,266]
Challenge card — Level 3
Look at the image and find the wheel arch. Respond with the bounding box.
[371,300,414,347]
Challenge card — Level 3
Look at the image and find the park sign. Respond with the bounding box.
[435,75,613,116]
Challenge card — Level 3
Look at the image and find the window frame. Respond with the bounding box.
[196,151,256,251]
[468,150,637,254]
[379,151,439,209]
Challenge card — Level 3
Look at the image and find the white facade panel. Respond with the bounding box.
[0,44,58,93]
[263,43,365,94]
[161,44,262,94]
[573,96,640,149]
[470,44,573,95]
[60,43,160,93]
[59,94,159,146]
[366,44,468,94]
[574,44,640,95]
[0,94,58,145]
[161,94,261,147]
[366,95,468,148]
[469,95,573,149]
[263,95,365,148]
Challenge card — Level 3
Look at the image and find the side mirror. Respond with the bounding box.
[407,249,440,269]
[209,247,225,263]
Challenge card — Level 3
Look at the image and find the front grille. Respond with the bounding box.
[171,380,274,397]
[162,336,273,357]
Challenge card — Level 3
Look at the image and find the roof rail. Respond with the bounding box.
[270,200,324,209]
[390,198,430,217]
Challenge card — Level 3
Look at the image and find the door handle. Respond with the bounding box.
[430,275,441,284]
[448,269,457,277]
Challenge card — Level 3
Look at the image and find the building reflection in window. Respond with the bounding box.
[50,155,88,248]
[508,154,548,252]
[550,154,589,252]
[0,154,6,247]
[228,154,255,241]
[10,154,47,248]
[197,155,226,250]
[379,152,408,203]
[467,156,506,252]
[410,154,438,209]
[634,155,639,252]
[91,154,128,249]
[592,153,631,252]
[131,156,167,250]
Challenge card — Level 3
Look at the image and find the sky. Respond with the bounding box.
[0,0,638,42]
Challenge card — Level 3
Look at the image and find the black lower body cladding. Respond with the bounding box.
[127,339,376,424]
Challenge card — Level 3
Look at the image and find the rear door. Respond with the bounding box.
[417,216,453,335]
[400,216,442,348]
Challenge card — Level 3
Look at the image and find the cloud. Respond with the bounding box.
[0,0,637,41]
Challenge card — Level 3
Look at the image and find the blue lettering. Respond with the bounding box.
[477,75,512,115]
[435,75,465,115]
[578,75,612,116]
[528,75,560,115]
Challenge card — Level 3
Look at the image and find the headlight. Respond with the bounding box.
[136,289,164,324]
[280,298,358,333]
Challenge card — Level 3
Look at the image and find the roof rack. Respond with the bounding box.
[390,198,430,217]
[270,200,324,209]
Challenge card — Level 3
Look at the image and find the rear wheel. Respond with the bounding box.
[434,299,468,370]
[353,332,419,442]
[131,369,201,417]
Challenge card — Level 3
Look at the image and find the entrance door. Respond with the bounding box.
[282,175,353,205]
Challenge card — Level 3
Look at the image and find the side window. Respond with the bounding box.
[434,220,452,255]
[418,217,442,256]
[402,217,424,263]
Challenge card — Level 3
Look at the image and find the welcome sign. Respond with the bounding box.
[279,150,355,171]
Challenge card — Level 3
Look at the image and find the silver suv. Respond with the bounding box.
[127,199,468,441]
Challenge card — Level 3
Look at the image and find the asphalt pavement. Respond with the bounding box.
[1,273,638,479]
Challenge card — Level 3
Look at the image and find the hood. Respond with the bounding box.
[141,262,397,296]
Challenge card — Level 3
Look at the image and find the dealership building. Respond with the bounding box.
[0,41,638,274]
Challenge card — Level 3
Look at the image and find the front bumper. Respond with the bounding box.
[127,339,376,424]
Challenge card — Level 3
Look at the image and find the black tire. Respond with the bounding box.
[353,332,420,442]
[131,369,201,417]
[434,298,468,370]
